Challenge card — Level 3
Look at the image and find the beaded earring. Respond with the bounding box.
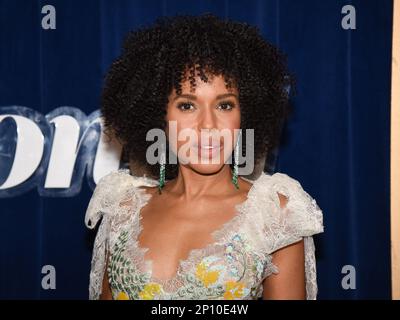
[158,148,166,194]
[231,130,241,190]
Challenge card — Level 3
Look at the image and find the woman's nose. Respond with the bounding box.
[199,107,217,130]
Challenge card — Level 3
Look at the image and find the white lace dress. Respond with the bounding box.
[85,168,324,300]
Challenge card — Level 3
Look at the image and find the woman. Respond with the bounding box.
[85,13,324,300]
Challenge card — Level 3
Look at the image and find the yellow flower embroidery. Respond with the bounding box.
[116,291,130,300]
[195,261,220,287]
[138,283,162,300]
[223,280,245,299]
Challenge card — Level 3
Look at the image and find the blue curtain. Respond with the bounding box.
[0,0,392,299]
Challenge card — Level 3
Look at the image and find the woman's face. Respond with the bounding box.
[165,71,241,175]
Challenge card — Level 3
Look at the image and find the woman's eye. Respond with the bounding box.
[177,102,195,112]
[217,101,235,111]
[177,101,235,112]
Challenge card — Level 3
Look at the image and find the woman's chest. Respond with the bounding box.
[107,225,274,300]
[137,200,251,281]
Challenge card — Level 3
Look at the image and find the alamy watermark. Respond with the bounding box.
[41,265,56,290]
[145,121,255,175]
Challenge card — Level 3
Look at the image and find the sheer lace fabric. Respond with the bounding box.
[85,169,324,300]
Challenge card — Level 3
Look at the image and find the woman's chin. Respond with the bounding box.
[177,149,233,175]
[187,162,227,175]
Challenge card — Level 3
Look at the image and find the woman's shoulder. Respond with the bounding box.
[250,170,322,210]
[246,170,324,252]
[84,168,158,229]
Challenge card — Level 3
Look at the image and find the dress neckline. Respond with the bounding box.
[124,169,266,292]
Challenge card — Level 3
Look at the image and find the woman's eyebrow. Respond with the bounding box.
[172,93,238,101]
[216,93,238,100]
[172,94,197,101]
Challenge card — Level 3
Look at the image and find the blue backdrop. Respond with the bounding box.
[0,0,392,299]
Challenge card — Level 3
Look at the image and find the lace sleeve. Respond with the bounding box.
[84,170,125,300]
[84,169,159,299]
[260,172,324,300]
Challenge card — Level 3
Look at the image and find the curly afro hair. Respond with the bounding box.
[101,13,294,180]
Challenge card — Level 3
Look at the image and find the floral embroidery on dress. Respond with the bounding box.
[85,168,324,300]
[195,260,220,287]
[116,292,129,300]
[107,223,259,299]
[138,283,163,300]
[224,280,247,299]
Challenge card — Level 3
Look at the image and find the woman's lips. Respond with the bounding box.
[193,144,223,158]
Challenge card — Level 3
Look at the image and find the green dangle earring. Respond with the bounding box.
[158,147,166,194]
[231,130,241,190]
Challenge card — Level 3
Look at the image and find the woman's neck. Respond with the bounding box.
[163,164,236,200]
